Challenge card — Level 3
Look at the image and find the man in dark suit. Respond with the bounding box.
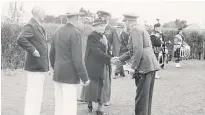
[114,22,129,79]
[96,10,121,106]
[112,13,160,115]
[17,6,49,115]
[49,12,90,115]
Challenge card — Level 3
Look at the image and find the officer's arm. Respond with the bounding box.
[128,28,143,70]
[119,35,133,62]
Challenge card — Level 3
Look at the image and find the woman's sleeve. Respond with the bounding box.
[88,35,111,64]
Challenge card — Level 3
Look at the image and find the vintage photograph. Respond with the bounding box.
[1,0,205,115]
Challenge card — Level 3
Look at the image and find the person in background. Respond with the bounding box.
[84,18,113,115]
[49,12,90,115]
[113,22,129,79]
[112,13,160,115]
[17,6,49,115]
[96,10,120,106]
[173,28,185,68]
[150,22,165,79]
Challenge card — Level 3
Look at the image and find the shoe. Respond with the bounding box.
[104,102,111,106]
[120,72,125,77]
[175,63,181,68]
[160,64,164,69]
[155,75,161,79]
[155,72,161,79]
[88,105,93,113]
[96,110,106,115]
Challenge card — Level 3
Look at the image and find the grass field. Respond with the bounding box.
[1,60,205,115]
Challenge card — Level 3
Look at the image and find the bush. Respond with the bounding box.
[1,22,92,69]
[1,22,205,69]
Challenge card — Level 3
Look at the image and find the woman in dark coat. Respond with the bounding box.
[84,18,111,115]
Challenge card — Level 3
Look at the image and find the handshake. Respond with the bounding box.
[110,57,121,65]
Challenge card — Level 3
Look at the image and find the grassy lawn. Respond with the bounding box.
[1,60,205,115]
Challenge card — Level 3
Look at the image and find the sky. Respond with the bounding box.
[1,0,205,25]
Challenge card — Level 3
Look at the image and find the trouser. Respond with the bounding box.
[24,71,46,115]
[174,48,181,63]
[80,86,86,100]
[115,63,125,77]
[54,81,77,115]
[135,71,156,115]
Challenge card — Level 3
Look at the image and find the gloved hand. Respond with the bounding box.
[83,79,90,86]
[32,50,40,57]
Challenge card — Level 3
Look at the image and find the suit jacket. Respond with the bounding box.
[49,23,89,84]
[17,18,49,72]
[105,25,121,56]
[119,25,160,74]
[119,31,129,55]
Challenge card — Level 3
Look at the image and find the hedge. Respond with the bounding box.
[1,22,205,69]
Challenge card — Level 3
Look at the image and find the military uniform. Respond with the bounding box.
[173,29,184,67]
[150,23,166,69]
[119,14,160,115]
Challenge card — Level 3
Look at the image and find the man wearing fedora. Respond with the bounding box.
[49,12,90,115]
[112,13,160,115]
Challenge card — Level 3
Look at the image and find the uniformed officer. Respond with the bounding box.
[112,13,160,115]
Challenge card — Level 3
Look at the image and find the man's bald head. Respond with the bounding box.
[31,6,45,22]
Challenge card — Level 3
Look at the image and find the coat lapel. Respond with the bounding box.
[36,24,45,38]
[31,18,46,40]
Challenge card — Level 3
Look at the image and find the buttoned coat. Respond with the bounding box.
[119,25,160,74]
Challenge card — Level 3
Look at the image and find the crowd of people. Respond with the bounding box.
[17,5,187,115]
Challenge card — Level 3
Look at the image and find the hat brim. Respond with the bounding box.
[66,12,86,17]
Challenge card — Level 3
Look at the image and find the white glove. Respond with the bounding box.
[129,68,135,76]
[83,80,90,86]
[32,50,40,57]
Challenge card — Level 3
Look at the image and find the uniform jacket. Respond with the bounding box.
[17,18,49,72]
[119,25,160,74]
[49,23,89,84]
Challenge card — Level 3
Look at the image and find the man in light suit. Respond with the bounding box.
[49,12,90,115]
[17,6,49,115]
[112,13,160,115]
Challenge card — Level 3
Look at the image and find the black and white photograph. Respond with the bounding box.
[1,0,205,115]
